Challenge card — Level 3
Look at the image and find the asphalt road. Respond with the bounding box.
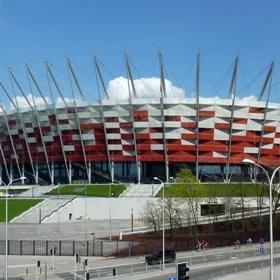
[148,258,280,280]
[53,246,280,280]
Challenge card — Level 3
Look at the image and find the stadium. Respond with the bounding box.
[0,57,279,185]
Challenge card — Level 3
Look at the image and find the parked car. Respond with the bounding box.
[145,249,176,265]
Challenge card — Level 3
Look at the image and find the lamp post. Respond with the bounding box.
[243,158,280,280]
[153,177,165,270]
[56,183,60,233]
[131,208,134,232]
[109,184,115,241]
[90,232,95,256]
[2,176,26,280]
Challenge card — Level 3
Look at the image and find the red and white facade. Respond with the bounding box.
[0,96,279,184]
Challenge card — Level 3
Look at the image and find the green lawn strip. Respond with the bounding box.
[46,184,126,197]
[156,183,270,197]
[0,199,43,222]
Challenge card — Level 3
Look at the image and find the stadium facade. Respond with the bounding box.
[0,57,279,185]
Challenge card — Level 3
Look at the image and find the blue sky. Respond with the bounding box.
[0,0,279,103]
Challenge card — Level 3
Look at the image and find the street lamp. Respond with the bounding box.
[153,176,165,270]
[2,176,26,280]
[131,208,134,232]
[90,232,95,256]
[109,185,115,241]
[243,158,280,280]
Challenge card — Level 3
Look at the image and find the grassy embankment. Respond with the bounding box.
[46,184,126,197]
[156,183,269,197]
[0,199,43,222]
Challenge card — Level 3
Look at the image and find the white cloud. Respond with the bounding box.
[11,94,51,109]
[235,95,257,102]
[106,76,185,99]
[200,95,258,103]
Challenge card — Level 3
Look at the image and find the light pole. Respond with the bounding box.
[56,183,60,232]
[153,177,165,270]
[2,176,26,280]
[131,208,134,232]
[90,232,95,256]
[109,185,115,241]
[243,158,280,280]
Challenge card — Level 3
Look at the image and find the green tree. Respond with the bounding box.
[176,168,201,241]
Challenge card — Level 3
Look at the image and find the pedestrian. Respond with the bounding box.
[234,239,240,249]
[196,240,201,251]
[247,237,252,246]
[202,240,208,251]
[259,237,265,255]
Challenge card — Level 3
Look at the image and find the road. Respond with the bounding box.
[148,258,280,280]
[2,242,280,279]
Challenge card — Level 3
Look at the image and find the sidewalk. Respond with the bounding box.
[219,266,280,280]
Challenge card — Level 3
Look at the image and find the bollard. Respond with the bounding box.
[145,262,148,273]
[26,268,28,275]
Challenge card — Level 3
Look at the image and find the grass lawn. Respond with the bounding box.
[46,184,126,197]
[0,199,43,222]
[156,183,270,197]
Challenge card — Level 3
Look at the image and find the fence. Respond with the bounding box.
[0,239,131,257]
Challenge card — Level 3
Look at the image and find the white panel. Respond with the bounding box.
[213,151,226,158]
[151,144,164,150]
[263,132,275,138]
[43,136,53,142]
[181,105,196,116]
[39,115,49,122]
[214,129,229,141]
[149,120,162,127]
[104,123,120,129]
[181,139,195,145]
[247,120,262,131]
[232,124,247,130]
[108,144,122,150]
[107,134,121,140]
[78,112,91,118]
[103,111,119,117]
[261,143,273,149]
[249,113,265,120]
[181,127,195,134]
[232,130,246,136]
[164,122,181,128]
[165,132,181,139]
[123,150,135,156]
[63,145,75,152]
[82,134,95,141]
[199,118,214,128]
[244,147,259,154]
[150,133,163,139]
[134,122,150,128]
[121,139,134,145]
[215,106,231,117]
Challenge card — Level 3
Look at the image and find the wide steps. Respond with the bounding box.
[11,198,72,223]
[121,184,161,197]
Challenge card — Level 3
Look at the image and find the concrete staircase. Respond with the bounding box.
[11,198,74,223]
[121,184,162,197]
[17,185,57,197]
